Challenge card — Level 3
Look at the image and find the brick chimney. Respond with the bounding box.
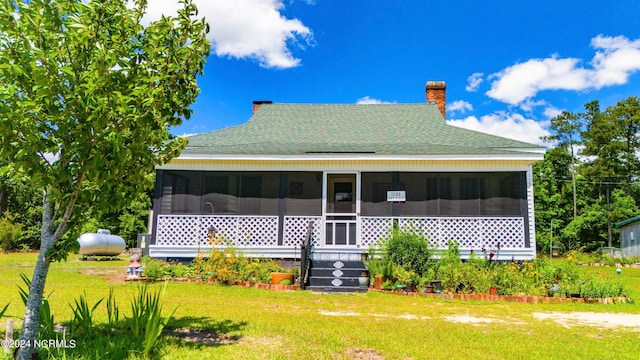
[425,81,446,119]
[252,100,272,114]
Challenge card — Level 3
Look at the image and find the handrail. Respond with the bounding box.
[299,221,314,290]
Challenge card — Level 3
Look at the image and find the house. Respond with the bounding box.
[149,81,545,262]
[615,216,640,257]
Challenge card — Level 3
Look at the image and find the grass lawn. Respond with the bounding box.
[1,253,639,359]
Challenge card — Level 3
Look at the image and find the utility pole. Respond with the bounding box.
[607,186,612,247]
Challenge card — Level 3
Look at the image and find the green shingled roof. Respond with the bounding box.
[183,103,544,155]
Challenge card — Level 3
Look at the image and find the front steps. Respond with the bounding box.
[306,259,369,293]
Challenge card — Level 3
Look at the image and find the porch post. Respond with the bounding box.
[277,173,287,246]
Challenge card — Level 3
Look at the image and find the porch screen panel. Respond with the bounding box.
[390,172,526,217]
[361,173,393,216]
[438,176,456,216]
[459,177,480,215]
[285,172,322,215]
[238,172,279,215]
[202,173,239,214]
[161,171,202,214]
[396,173,426,215]
[480,172,526,216]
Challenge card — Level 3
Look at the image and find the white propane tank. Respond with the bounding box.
[77,229,126,256]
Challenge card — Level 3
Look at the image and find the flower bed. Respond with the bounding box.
[364,230,632,300]
[125,249,300,291]
[371,289,631,304]
[124,275,300,291]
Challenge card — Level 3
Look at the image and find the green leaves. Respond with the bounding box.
[536,96,640,252]
[0,0,209,247]
[68,291,104,338]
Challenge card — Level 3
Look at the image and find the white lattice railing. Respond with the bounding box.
[361,216,525,249]
[155,215,526,250]
[283,216,322,247]
[156,215,279,247]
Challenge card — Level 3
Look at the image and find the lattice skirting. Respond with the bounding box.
[156,215,279,247]
[155,215,526,250]
[361,216,525,249]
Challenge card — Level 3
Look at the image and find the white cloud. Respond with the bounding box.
[591,35,640,87]
[486,35,640,105]
[355,96,394,104]
[447,100,473,114]
[519,98,547,112]
[543,106,562,119]
[447,112,549,145]
[142,0,313,69]
[465,72,484,92]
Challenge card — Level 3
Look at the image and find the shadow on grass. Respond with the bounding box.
[39,317,248,359]
[163,316,249,348]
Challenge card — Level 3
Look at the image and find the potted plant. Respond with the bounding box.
[270,269,295,285]
[365,258,393,289]
[393,266,419,291]
[358,270,370,287]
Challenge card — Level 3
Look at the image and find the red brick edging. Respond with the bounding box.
[124,276,300,291]
[370,289,630,304]
[123,277,631,302]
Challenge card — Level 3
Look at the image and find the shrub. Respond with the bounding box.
[580,273,629,299]
[0,212,22,253]
[141,257,165,279]
[392,265,419,288]
[192,248,250,284]
[165,263,193,278]
[380,225,435,277]
[364,257,393,279]
[238,258,283,283]
[437,240,463,292]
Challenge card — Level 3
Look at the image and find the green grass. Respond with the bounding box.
[1,253,640,359]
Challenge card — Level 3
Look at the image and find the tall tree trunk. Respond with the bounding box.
[571,157,577,220]
[16,193,56,360]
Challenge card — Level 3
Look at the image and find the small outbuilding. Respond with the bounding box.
[615,216,640,257]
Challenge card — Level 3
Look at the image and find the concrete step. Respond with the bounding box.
[305,256,369,293]
[306,286,369,293]
[309,268,368,278]
[311,260,367,270]
[308,276,365,288]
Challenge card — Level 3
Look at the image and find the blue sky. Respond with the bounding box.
[147,0,640,145]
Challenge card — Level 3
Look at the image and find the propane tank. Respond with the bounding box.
[77,229,126,256]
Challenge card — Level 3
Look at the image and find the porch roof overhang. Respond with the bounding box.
[156,152,544,171]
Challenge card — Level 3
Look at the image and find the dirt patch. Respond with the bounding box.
[83,269,125,283]
[335,348,385,360]
[442,315,498,324]
[319,311,360,317]
[319,310,430,320]
[533,312,640,331]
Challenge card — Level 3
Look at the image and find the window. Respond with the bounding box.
[361,172,525,217]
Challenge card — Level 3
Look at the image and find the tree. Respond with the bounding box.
[542,111,582,220]
[581,97,640,196]
[560,189,638,251]
[533,147,578,252]
[0,1,210,358]
[609,96,640,195]
[0,163,43,250]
